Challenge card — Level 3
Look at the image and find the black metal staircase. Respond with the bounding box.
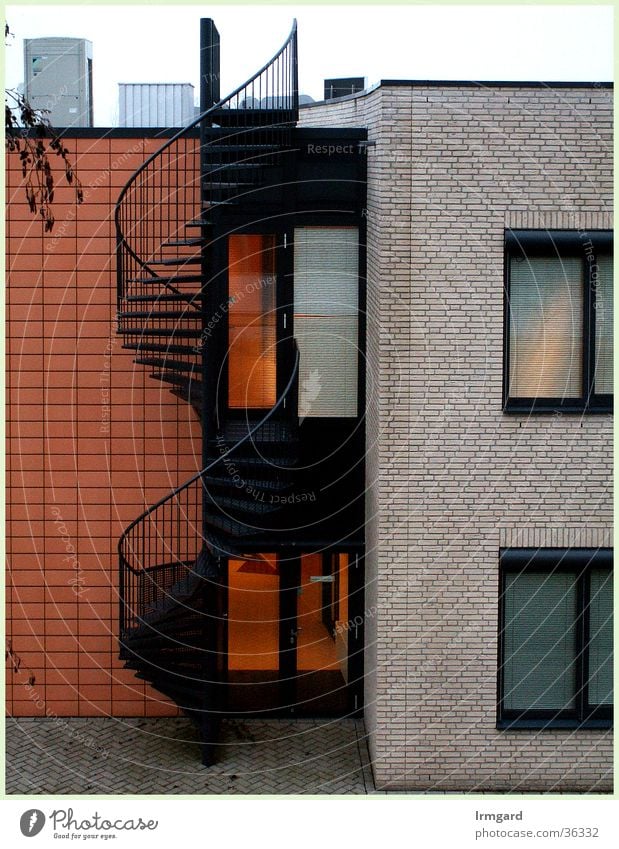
[114,21,299,764]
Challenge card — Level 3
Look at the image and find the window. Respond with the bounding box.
[504,230,613,413]
[294,227,359,418]
[228,234,277,409]
[498,548,613,729]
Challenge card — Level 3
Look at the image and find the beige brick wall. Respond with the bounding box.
[300,84,613,791]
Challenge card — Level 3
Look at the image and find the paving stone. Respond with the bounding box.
[5,717,372,795]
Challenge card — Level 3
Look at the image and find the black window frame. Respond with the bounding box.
[497,547,613,730]
[503,229,613,415]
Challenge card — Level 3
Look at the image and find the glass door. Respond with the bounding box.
[226,554,282,713]
[225,552,353,715]
[292,553,350,715]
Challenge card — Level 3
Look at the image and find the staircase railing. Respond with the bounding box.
[114,19,298,301]
[115,19,299,641]
[119,342,299,637]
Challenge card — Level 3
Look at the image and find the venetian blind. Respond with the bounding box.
[587,568,613,706]
[294,228,359,418]
[509,256,583,398]
[594,254,613,395]
[503,572,577,711]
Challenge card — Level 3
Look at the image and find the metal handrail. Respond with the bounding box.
[116,20,300,641]
[114,19,297,279]
[119,342,299,574]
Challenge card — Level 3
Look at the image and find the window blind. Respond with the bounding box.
[503,572,577,711]
[294,228,359,418]
[509,256,583,398]
[594,254,613,395]
[587,567,613,706]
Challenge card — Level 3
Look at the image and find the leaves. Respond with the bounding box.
[5,83,83,231]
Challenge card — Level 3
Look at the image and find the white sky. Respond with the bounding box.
[5,4,614,126]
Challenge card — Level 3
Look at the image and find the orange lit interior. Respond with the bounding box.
[228,234,277,408]
[227,555,279,671]
[227,554,349,675]
[296,554,339,671]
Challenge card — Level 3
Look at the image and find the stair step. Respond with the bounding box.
[201,511,262,537]
[118,310,201,319]
[124,626,206,651]
[149,256,202,266]
[152,372,203,389]
[123,342,200,356]
[201,473,284,492]
[204,493,280,516]
[202,528,245,559]
[210,434,299,454]
[219,421,298,443]
[131,658,209,677]
[204,163,262,174]
[208,110,293,129]
[184,207,233,226]
[202,143,282,154]
[127,273,202,285]
[135,357,200,374]
[163,237,203,248]
[208,451,297,469]
[124,642,208,661]
[131,612,207,635]
[119,326,203,338]
[124,293,203,304]
[204,180,254,189]
[185,219,213,227]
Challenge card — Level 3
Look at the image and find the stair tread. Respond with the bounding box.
[202,143,282,153]
[124,293,203,303]
[204,180,254,188]
[207,452,297,468]
[204,163,262,172]
[217,423,298,443]
[127,273,203,284]
[163,238,203,247]
[204,493,281,515]
[201,512,264,536]
[119,327,203,338]
[149,257,202,266]
[123,342,200,355]
[135,357,200,373]
[118,310,201,319]
[152,372,203,387]
[201,473,284,491]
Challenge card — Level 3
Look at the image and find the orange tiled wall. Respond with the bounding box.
[7,134,201,717]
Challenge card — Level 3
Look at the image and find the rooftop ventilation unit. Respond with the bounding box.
[24,37,93,127]
[119,83,195,128]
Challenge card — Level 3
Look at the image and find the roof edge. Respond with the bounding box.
[378,79,613,89]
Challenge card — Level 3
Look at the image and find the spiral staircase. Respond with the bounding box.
[114,22,300,764]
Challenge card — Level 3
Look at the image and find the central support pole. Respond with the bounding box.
[198,18,223,766]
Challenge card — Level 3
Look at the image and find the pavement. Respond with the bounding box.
[5,717,375,795]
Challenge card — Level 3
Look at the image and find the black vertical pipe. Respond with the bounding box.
[199,18,222,755]
[200,19,220,113]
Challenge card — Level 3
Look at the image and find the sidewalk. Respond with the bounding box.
[6,716,374,795]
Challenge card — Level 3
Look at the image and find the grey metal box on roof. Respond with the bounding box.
[24,37,93,127]
[119,83,195,128]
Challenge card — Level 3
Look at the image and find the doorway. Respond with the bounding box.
[225,552,358,715]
